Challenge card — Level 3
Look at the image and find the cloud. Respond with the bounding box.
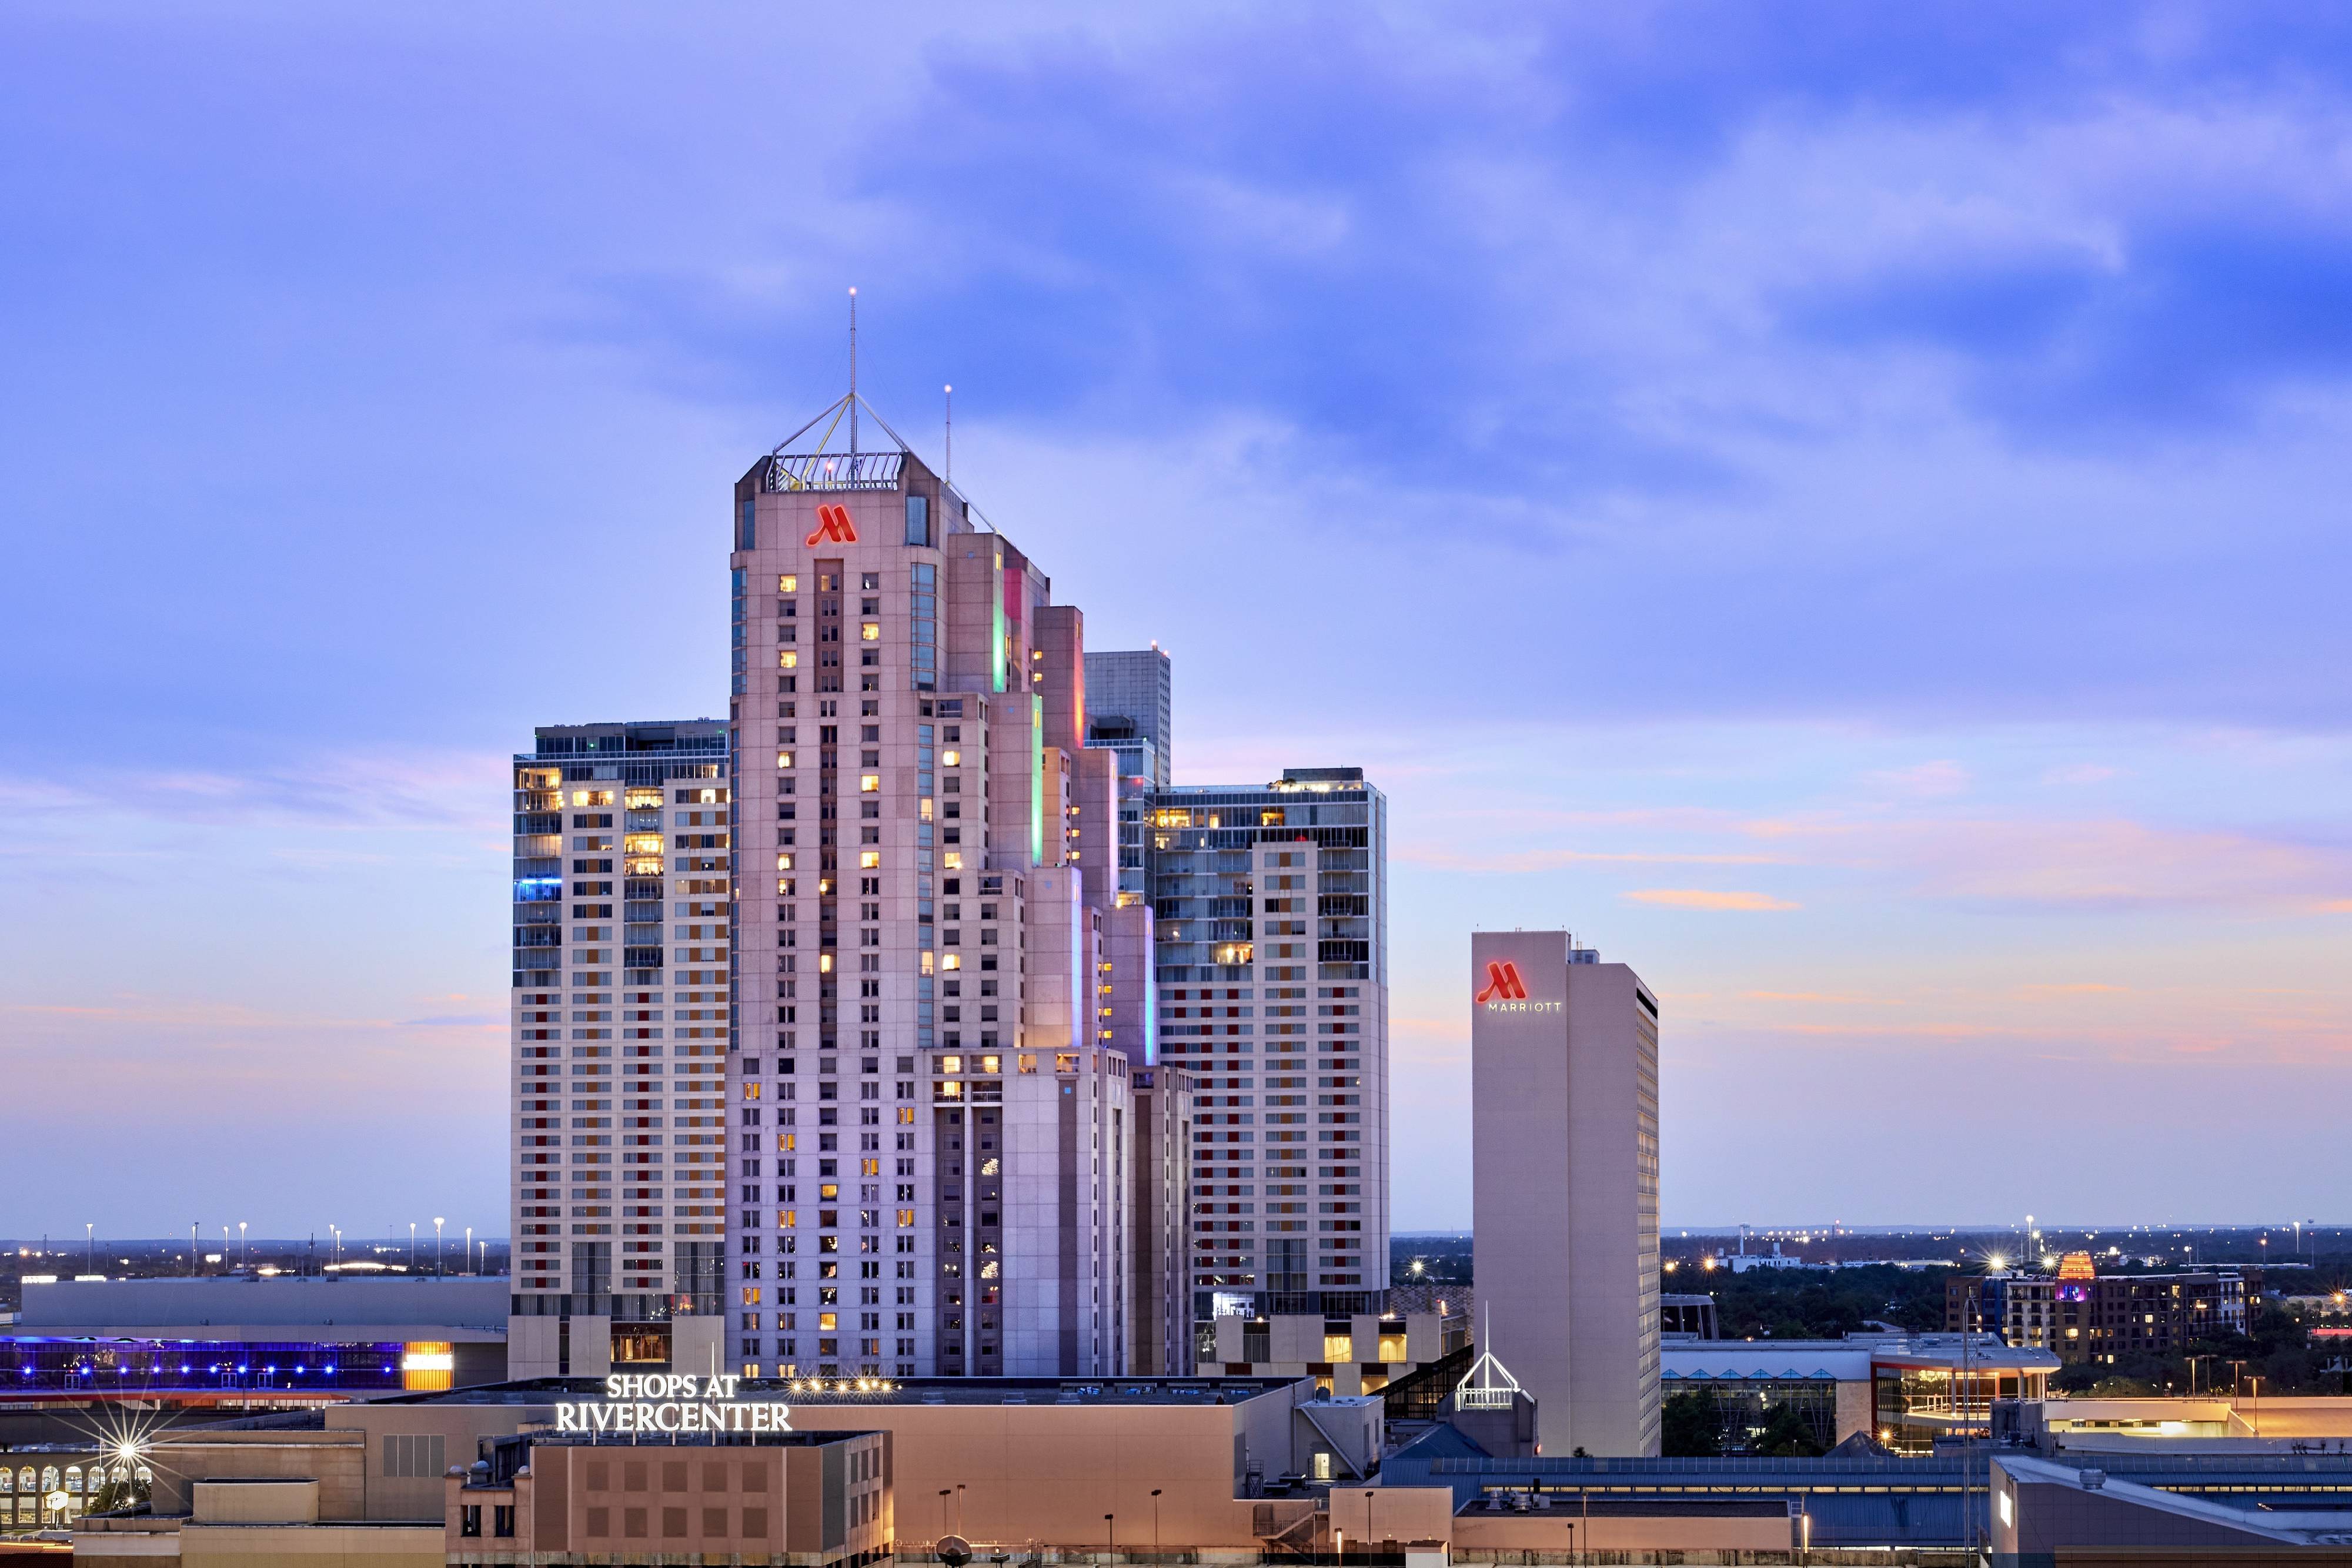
[1399,847,1786,871]
[1896,817,2350,910]
[2044,763,2120,785]
[1740,991,1904,1005]
[1867,760,1972,797]
[1624,888,1801,911]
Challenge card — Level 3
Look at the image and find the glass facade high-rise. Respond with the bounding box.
[509,720,732,1377]
[1083,646,1395,1329]
[1144,768,1390,1322]
[1083,646,1172,790]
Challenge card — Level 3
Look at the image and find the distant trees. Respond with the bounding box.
[1693,1265,1946,1340]
[1661,1391,1722,1457]
[1749,1402,1828,1457]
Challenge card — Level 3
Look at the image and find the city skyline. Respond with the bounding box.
[7,3,2351,1232]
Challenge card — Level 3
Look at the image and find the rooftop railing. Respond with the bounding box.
[764,451,905,492]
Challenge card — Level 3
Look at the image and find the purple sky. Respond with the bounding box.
[5,2,2350,1239]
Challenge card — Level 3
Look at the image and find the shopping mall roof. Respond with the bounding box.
[11,1277,508,1342]
[1661,1336,2057,1383]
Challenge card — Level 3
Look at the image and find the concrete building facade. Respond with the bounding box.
[721,407,1190,1382]
[1469,930,1661,1456]
[510,720,733,1378]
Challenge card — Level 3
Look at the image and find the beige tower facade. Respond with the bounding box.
[1469,930,1661,1456]
[723,410,1189,1380]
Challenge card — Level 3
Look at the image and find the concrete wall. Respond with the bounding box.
[785,1396,1272,1546]
[143,1431,369,1522]
[327,1403,544,1520]
[193,1479,319,1524]
[76,1520,445,1568]
[1835,1379,1875,1443]
[1332,1486,1455,1545]
[1451,1510,1791,1553]
[182,1523,443,1566]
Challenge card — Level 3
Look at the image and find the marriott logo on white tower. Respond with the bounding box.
[1475,959,1561,1013]
[553,1374,793,1434]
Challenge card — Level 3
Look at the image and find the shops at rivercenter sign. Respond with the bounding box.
[554,1375,794,1434]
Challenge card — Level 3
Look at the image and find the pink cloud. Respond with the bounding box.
[1625,888,1800,911]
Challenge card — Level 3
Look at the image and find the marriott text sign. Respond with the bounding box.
[1476,958,1561,1014]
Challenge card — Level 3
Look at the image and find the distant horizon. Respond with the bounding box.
[10,1220,2342,1249]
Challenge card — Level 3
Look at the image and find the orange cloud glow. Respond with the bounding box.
[1625,888,1800,911]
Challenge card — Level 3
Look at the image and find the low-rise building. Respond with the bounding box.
[446,1428,889,1566]
[1194,1309,1452,1396]
[1946,1255,2247,1363]
[1661,1335,2057,1454]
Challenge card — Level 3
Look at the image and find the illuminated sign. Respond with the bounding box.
[1476,959,1561,1014]
[553,1374,794,1435]
[805,504,858,545]
[1475,961,1526,1003]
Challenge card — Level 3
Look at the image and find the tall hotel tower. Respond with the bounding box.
[510,720,733,1378]
[725,399,1187,1382]
[1470,930,1662,1456]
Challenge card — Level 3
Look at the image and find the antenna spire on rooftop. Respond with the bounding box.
[848,286,859,455]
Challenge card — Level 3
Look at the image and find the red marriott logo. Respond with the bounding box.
[1475,961,1527,1004]
[1476,959,1561,1013]
[804,503,858,545]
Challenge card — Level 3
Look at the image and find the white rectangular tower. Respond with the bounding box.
[1469,930,1660,1456]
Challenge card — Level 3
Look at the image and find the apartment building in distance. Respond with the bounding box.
[1946,1253,2248,1363]
[1471,929,1662,1456]
[1083,646,1172,790]
[722,396,1190,1383]
[510,720,733,1377]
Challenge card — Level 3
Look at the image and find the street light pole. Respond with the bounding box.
[1104,1513,1114,1557]
[435,1218,446,1279]
[239,1221,248,1271]
[85,1223,93,1277]
[1151,1489,1162,1556]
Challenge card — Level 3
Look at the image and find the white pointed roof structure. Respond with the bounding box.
[1455,1305,1529,1410]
